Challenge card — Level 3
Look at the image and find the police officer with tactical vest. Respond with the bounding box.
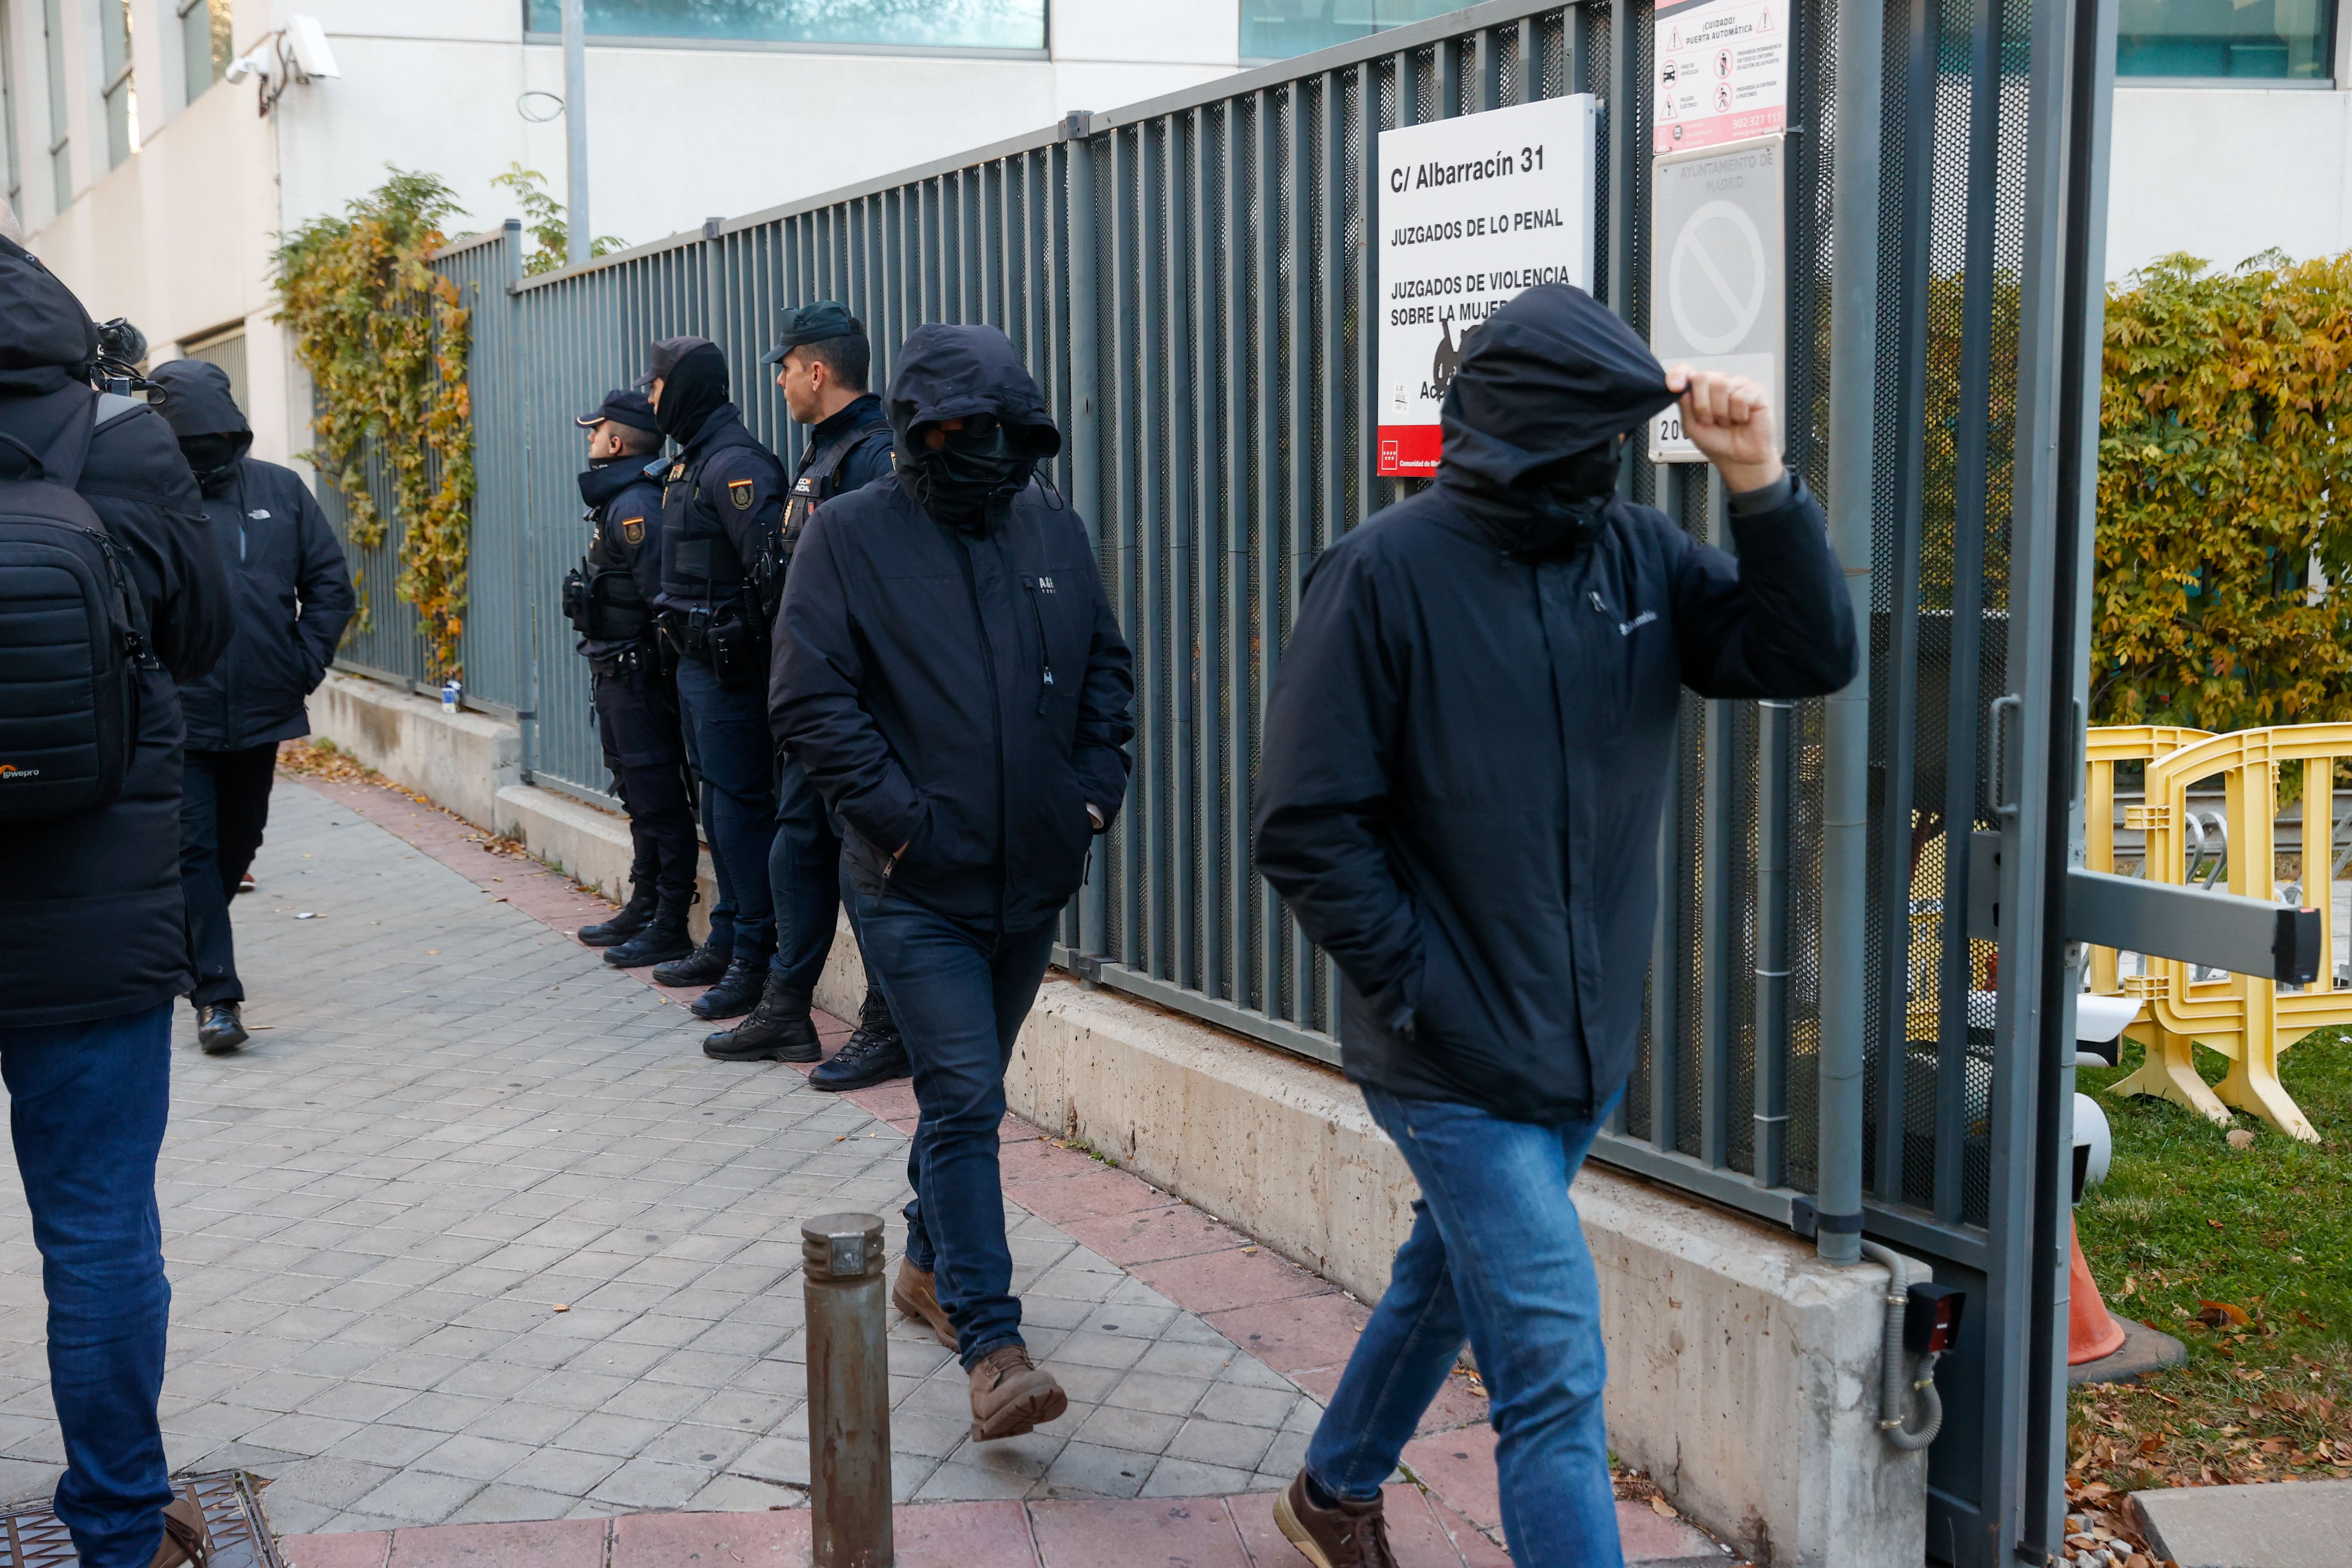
[703,303,906,1085]
[644,337,787,1020]
[564,390,699,970]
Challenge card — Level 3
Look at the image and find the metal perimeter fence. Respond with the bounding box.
[322,0,2117,1560]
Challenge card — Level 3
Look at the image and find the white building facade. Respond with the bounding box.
[1,0,2347,469]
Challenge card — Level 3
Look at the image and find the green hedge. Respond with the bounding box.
[2094,251,2352,730]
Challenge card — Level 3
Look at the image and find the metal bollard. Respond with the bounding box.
[803,1212,893,1568]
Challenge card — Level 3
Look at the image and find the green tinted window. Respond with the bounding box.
[2117,0,2334,78]
[1240,0,1466,61]
[520,0,1045,50]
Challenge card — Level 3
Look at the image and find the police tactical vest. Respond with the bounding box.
[563,497,656,645]
[657,422,769,607]
[782,423,894,557]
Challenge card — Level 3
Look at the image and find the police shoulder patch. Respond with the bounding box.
[621,516,646,546]
[728,478,755,510]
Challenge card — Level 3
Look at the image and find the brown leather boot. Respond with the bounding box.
[890,1260,957,1351]
[149,1495,213,1568]
[967,1343,1068,1441]
[1273,1471,1398,1568]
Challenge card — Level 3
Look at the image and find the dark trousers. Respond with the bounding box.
[0,1003,173,1568]
[180,743,278,1007]
[847,882,1055,1365]
[593,661,698,902]
[769,752,854,996]
[674,655,776,964]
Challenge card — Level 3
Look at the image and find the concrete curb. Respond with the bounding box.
[304,668,1930,1567]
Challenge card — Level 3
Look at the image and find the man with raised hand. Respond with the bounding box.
[1253,284,1858,1568]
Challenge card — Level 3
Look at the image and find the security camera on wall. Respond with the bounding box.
[223,49,269,86]
[284,16,342,80]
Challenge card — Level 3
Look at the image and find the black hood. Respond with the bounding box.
[1437,285,1675,493]
[653,341,730,446]
[149,358,252,440]
[884,324,1063,461]
[0,234,99,398]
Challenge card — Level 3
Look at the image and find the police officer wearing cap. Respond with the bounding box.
[644,336,787,1020]
[564,390,699,969]
[704,303,906,1083]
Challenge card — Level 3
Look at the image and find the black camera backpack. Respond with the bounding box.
[0,391,152,820]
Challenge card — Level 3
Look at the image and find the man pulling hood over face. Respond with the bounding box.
[884,323,1063,534]
[1438,284,1677,562]
[148,358,254,495]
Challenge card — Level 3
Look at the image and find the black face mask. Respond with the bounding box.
[1489,438,1621,561]
[653,345,730,445]
[178,434,243,495]
[905,422,1033,533]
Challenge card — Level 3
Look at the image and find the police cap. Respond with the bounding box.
[574,388,660,433]
[758,301,861,367]
[634,335,715,389]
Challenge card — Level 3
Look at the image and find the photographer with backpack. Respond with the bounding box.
[0,235,231,1568]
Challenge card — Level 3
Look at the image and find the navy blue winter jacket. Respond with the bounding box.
[1254,286,1858,1122]
[771,326,1135,934]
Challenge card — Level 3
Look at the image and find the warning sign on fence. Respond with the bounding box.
[1653,0,1788,155]
[1374,94,1598,477]
[1646,134,1786,463]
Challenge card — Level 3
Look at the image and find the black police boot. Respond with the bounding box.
[703,970,822,1062]
[810,986,911,1091]
[578,884,657,947]
[604,893,696,968]
[652,933,732,988]
[197,1002,249,1057]
[689,956,767,1021]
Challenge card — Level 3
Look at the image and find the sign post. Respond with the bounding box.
[1375,95,1598,478]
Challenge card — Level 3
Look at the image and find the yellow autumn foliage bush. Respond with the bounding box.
[2094,251,2352,729]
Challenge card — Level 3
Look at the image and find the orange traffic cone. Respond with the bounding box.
[2068,1218,2126,1365]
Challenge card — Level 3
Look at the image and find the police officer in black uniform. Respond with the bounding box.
[704,303,907,1087]
[644,336,786,1020]
[565,390,699,969]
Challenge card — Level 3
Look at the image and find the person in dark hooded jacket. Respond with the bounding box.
[146,357,355,1056]
[0,237,231,1568]
[1252,285,1857,1568]
[773,323,1133,1444]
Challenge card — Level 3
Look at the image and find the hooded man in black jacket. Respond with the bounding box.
[565,390,699,970]
[644,337,789,1023]
[0,238,231,1568]
[1252,286,1857,1568]
[147,358,356,1056]
[774,324,1133,1444]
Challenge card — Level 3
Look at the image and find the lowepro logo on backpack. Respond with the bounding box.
[0,390,152,820]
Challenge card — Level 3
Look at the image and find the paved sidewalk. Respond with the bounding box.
[0,780,1318,1532]
[0,765,1737,1564]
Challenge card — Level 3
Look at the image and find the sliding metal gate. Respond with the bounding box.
[319,0,2119,1559]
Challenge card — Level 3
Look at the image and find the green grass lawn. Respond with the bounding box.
[2069,1025,2352,1489]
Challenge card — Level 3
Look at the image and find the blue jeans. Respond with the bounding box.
[768,753,844,995]
[673,655,775,964]
[0,1004,174,1568]
[847,884,1055,1365]
[1304,1086,1625,1568]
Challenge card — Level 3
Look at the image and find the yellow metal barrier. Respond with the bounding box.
[2090,725,2352,1142]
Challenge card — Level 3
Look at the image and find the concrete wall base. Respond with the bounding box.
[306,667,1929,1568]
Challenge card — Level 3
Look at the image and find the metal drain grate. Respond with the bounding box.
[0,1473,280,1568]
